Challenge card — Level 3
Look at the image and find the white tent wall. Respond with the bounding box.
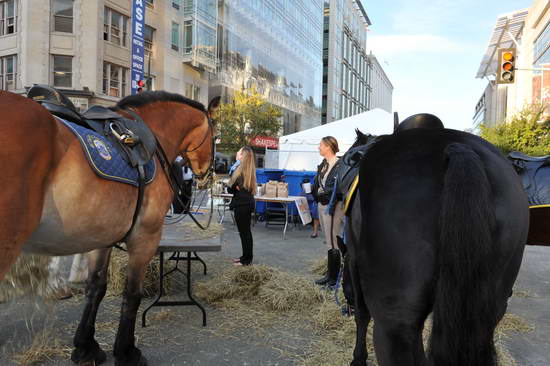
[278,108,393,171]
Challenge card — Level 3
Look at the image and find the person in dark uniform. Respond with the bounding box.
[227,146,257,266]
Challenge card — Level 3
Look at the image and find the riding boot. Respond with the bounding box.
[314,250,331,285]
[326,248,341,287]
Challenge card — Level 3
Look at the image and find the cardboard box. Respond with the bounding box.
[277,182,289,198]
[264,181,278,197]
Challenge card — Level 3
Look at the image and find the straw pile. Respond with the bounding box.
[12,329,72,366]
[0,254,53,302]
[107,248,176,298]
[195,261,533,366]
[106,222,223,297]
[310,257,327,276]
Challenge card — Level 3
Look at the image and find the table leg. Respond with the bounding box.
[142,251,165,328]
[193,251,208,275]
[283,202,289,240]
[187,251,207,326]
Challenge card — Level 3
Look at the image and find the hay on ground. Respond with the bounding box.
[12,329,72,366]
[258,271,325,312]
[310,257,327,276]
[0,254,52,302]
[194,260,529,366]
[496,313,535,335]
[195,265,274,303]
[107,249,176,297]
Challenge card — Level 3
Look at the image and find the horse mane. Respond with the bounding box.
[115,91,206,113]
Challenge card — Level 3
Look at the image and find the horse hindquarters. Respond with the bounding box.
[0,92,56,279]
[430,143,501,366]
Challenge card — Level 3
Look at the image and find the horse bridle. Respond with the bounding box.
[154,115,217,230]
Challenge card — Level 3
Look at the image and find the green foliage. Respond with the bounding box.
[480,104,550,156]
[214,88,282,153]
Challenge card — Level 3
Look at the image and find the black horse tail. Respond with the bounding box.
[430,143,498,366]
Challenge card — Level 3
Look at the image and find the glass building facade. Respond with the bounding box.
[322,0,371,124]
[182,0,218,72]
[213,0,324,133]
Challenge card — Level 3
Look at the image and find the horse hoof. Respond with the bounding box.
[350,359,368,366]
[71,344,107,365]
[114,348,147,366]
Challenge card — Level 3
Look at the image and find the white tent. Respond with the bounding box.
[278,108,393,171]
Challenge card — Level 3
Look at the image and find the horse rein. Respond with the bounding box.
[154,115,217,230]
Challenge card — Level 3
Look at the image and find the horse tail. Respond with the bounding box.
[430,143,498,366]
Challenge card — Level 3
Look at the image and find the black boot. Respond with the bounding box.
[314,250,331,285]
[326,248,341,287]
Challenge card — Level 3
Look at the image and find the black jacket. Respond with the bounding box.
[313,158,340,205]
[227,175,255,209]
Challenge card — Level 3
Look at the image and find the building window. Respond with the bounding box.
[185,83,200,100]
[144,25,154,56]
[52,55,72,87]
[103,62,128,98]
[0,54,16,90]
[172,0,180,10]
[0,0,17,36]
[103,7,129,47]
[145,0,154,7]
[171,22,180,51]
[52,0,73,33]
[183,20,192,53]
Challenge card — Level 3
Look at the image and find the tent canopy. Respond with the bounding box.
[278,108,393,171]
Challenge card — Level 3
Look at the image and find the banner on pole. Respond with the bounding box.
[130,0,145,95]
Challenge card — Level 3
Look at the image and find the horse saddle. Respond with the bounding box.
[508,151,550,207]
[27,84,156,168]
[335,137,380,214]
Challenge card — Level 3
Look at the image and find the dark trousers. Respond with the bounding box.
[234,204,254,264]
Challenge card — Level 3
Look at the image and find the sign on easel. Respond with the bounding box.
[130,0,145,94]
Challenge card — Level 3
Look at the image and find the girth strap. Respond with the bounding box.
[117,165,146,246]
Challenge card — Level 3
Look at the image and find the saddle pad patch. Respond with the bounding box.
[57,118,156,187]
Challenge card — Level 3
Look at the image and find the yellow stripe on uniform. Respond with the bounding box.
[344,175,360,215]
[529,204,550,209]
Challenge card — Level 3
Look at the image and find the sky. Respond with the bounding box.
[363,0,532,131]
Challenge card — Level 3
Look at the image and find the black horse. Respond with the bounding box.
[343,114,529,365]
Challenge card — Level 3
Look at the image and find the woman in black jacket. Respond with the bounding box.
[227,146,257,266]
[312,136,343,286]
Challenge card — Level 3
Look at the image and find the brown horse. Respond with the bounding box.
[0,90,218,366]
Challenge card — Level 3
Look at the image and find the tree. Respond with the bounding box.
[214,88,282,153]
[480,103,550,156]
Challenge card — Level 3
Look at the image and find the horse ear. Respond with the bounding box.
[207,96,221,117]
[355,128,365,139]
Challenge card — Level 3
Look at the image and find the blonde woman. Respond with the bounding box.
[227,146,257,266]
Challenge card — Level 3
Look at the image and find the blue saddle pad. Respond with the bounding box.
[57,118,156,187]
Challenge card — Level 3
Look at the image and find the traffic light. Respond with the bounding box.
[137,79,145,93]
[496,48,516,84]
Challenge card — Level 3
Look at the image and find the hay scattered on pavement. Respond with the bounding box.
[107,248,180,298]
[12,329,71,366]
[310,257,327,276]
[195,264,274,303]
[0,254,53,302]
[258,271,325,312]
[496,313,535,335]
[512,289,537,298]
[107,248,172,297]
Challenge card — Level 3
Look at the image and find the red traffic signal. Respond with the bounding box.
[137,79,145,88]
[496,48,516,84]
